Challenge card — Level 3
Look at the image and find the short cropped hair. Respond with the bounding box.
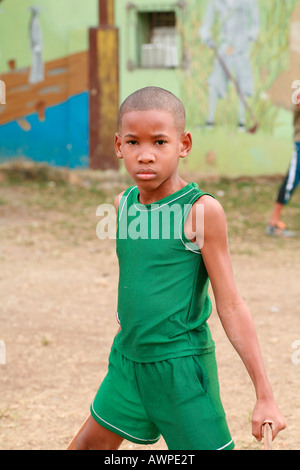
[118,87,186,134]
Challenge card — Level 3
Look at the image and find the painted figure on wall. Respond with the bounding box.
[28,6,44,84]
[200,0,260,131]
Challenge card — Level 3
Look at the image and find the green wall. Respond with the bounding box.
[1,0,299,176]
[115,0,299,177]
[0,0,99,169]
[0,0,98,72]
[115,0,182,102]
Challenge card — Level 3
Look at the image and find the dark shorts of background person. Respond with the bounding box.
[277,142,300,205]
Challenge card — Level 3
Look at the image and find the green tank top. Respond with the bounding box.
[113,182,215,362]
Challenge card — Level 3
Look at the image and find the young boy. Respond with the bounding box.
[76,87,286,450]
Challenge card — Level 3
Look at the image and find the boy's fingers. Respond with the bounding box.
[260,417,286,443]
[252,420,273,442]
[271,420,287,440]
[252,422,262,441]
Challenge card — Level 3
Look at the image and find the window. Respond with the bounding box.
[125,3,185,71]
[125,3,180,70]
[137,11,179,68]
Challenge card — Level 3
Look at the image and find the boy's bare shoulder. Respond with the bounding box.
[194,194,227,237]
[114,190,125,212]
[195,194,225,217]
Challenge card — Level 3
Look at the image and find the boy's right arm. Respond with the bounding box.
[197,196,286,442]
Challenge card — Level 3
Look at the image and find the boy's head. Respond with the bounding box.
[115,87,192,199]
[118,86,186,135]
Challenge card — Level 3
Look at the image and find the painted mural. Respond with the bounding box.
[28,6,44,85]
[199,0,260,132]
[0,0,97,168]
[172,0,300,176]
[179,0,298,127]
[0,0,300,176]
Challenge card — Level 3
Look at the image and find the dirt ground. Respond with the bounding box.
[0,170,299,451]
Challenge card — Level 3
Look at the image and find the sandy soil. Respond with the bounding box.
[0,182,299,451]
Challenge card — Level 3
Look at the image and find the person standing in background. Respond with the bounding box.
[266,101,300,237]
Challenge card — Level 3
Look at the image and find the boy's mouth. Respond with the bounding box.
[136,169,157,180]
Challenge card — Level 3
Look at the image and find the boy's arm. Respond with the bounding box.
[196,196,286,442]
[114,191,124,333]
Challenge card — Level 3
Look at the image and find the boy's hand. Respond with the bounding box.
[252,397,286,442]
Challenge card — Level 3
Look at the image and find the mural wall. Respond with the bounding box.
[116,0,300,176]
[0,0,300,176]
[0,0,98,168]
[177,0,300,176]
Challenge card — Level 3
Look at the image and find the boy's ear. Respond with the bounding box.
[179,131,193,159]
[114,133,123,159]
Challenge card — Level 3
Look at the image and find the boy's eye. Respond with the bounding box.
[156,140,166,145]
[127,140,138,145]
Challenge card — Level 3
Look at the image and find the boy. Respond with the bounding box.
[76,87,286,450]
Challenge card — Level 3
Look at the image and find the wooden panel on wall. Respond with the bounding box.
[0,51,88,125]
[89,26,119,170]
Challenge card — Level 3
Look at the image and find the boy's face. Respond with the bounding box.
[115,109,192,198]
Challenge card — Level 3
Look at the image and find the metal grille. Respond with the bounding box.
[151,11,176,28]
[138,10,178,68]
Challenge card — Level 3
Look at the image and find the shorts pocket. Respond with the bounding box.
[192,355,209,394]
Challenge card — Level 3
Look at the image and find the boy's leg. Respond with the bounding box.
[75,414,124,450]
[86,345,161,447]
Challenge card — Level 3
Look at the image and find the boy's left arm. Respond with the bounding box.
[195,196,286,442]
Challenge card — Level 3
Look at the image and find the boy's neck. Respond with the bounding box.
[138,176,188,205]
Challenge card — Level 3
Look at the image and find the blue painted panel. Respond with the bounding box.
[0,92,89,168]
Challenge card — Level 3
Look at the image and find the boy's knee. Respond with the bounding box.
[76,430,89,450]
[76,419,123,450]
[76,428,106,450]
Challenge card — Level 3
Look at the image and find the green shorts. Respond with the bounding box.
[91,345,234,450]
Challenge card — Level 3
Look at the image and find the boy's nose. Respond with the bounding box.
[137,151,155,163]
